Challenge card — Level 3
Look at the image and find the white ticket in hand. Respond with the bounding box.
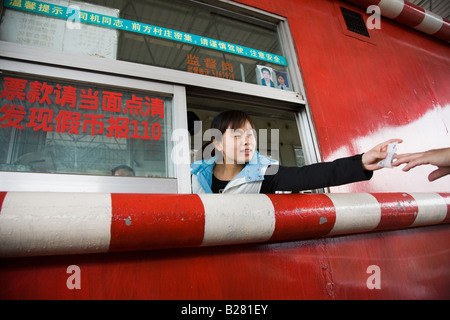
[378,141,398,168]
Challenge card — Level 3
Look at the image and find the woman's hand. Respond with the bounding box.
[393,148,450,181]
[361,139,403,171]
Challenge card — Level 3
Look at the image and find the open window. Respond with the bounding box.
[187,89,307,168]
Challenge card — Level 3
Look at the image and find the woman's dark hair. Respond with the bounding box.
[211,110,255,137]
[111,165,135,176]
[198,110,255,160]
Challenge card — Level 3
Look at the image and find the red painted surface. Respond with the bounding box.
[268,193,336,241]
[435,20,450,41]
[395,2,426,27]
[237,0,450,193]
[110,194,205,252]
[371,193,417,231]
[0,192,6,210]
[1,224,448,299]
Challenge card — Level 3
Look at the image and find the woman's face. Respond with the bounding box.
[215,120,256,164]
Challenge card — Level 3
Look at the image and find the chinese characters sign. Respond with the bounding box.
[187,54,236,80]
[4,0,287,66]
[0,76,166,141]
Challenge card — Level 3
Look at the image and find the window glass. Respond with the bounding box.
[0,0,291,89]
[0,73,174,177]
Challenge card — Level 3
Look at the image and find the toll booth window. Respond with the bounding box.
[0,74,174,178]
[0,0,291,89]
[187,95,306,169]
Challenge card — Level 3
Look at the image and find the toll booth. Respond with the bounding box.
[0,0,449,301]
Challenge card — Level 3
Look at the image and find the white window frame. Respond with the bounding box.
[0,58,190,193]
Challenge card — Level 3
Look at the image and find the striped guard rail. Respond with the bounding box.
[345,0,450,42]
[0,192,449,258]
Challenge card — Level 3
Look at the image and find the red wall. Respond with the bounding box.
[237,0,450,193]
[1,224,449,299]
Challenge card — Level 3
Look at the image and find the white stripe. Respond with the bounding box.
[200,194,275,246]
[0,192,112,257]
[327,193,381,236]
[414,10,443,34]
[378,0,405,19]
[410,193,447,227]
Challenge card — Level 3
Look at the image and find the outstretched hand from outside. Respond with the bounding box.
[393,148,450,181]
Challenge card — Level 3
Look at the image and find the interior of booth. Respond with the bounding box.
[186,89,305,168]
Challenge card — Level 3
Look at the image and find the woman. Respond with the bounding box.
[191,110,402,194]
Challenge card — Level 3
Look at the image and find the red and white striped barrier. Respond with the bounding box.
[345,0,450,42]
[0,192,449,257]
